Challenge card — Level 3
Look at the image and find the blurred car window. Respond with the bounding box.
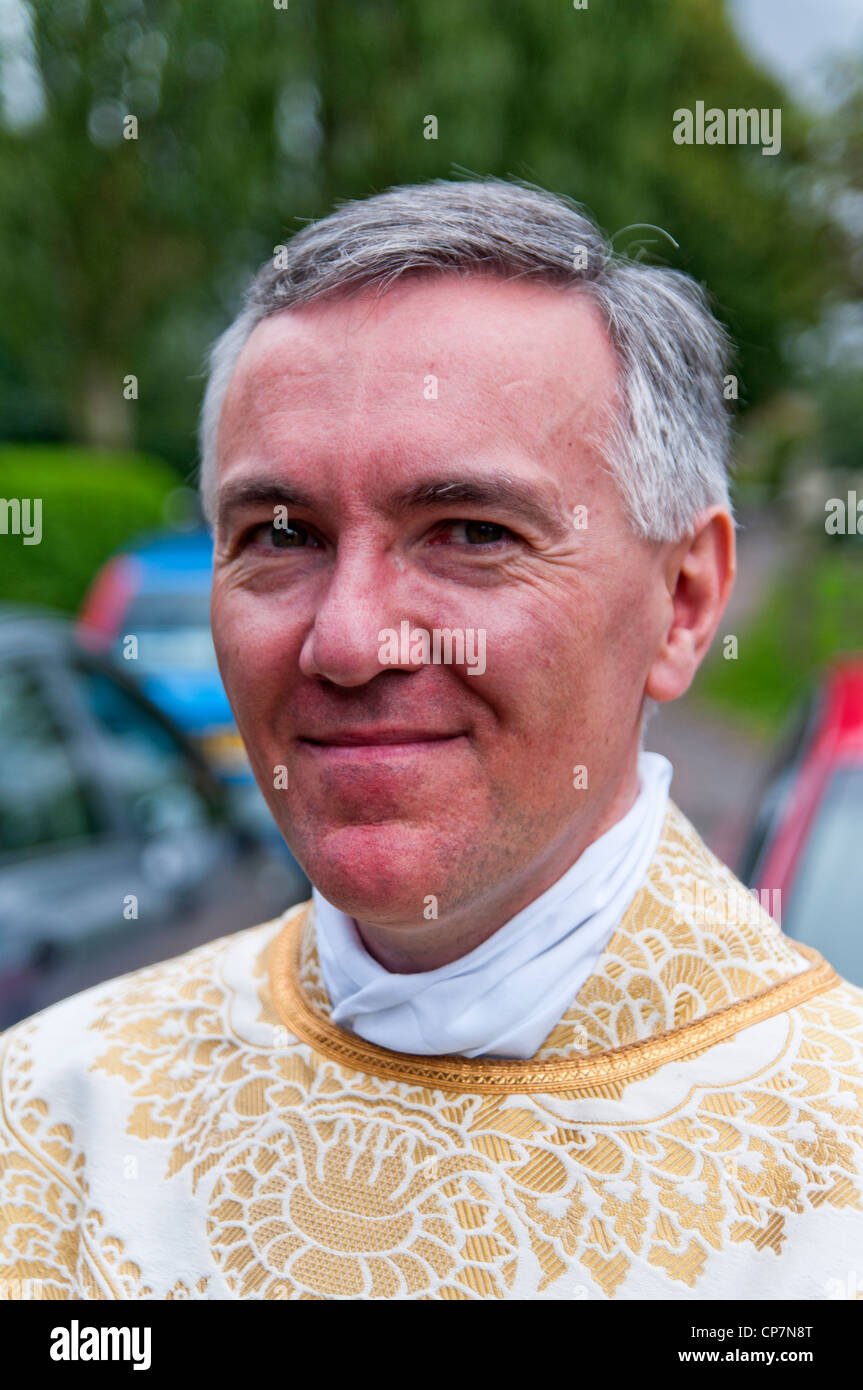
[780,766,863,985]
[76,665,220,838]
[123,590,216,673]
[124,590,212,628]
[0,663,99,855]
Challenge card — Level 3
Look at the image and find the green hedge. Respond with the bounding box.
[0,445,180,613]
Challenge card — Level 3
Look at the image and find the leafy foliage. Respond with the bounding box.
[0,445,176,611]
[0,0,849,470]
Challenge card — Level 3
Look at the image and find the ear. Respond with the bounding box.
[645,507,736,704]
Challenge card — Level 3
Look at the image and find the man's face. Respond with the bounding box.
[211,275,672,927]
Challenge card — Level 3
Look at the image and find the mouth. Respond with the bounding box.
[298,729,467,759]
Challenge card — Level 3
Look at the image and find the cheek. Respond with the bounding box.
[588,590,661,729]
[468,610,598,771]
[487,585,647,751]
[211,582,301,724]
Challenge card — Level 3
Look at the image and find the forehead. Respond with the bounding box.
[217,273,620,471]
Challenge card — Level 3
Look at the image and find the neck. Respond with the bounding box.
[353,755,643,973]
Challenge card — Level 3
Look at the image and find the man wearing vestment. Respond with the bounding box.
[2,180,861,1301]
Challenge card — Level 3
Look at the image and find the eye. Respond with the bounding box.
[434,520,515,547]
[247,520,320,550]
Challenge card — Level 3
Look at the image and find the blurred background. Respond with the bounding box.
[0,0,861,1022]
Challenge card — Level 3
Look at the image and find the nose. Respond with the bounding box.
[298,541,420,687]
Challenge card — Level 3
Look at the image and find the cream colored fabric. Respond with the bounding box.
[1,801,861,1301]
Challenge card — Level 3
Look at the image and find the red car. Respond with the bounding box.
[739,661,863,987]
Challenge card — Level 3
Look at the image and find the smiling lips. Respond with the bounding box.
[299,728,466,757]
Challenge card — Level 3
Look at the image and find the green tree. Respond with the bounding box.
[0,0,849,470]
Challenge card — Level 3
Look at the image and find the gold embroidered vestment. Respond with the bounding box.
[1,802,861,1300]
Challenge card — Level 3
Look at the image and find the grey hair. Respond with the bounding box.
[198,176,735,539]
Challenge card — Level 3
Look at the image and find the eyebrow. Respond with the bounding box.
[216,480,317,530]
[216,471,570,539]
[389,475,571,538]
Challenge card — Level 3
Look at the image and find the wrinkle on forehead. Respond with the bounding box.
[216,274,621,484]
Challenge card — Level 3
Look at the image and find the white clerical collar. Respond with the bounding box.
[312,750,673,1059]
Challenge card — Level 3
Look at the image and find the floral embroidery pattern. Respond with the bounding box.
[1,802,861,1299]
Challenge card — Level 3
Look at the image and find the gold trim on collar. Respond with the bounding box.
[267,907,840,1095]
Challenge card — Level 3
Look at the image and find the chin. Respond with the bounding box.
[286,820,454,925]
